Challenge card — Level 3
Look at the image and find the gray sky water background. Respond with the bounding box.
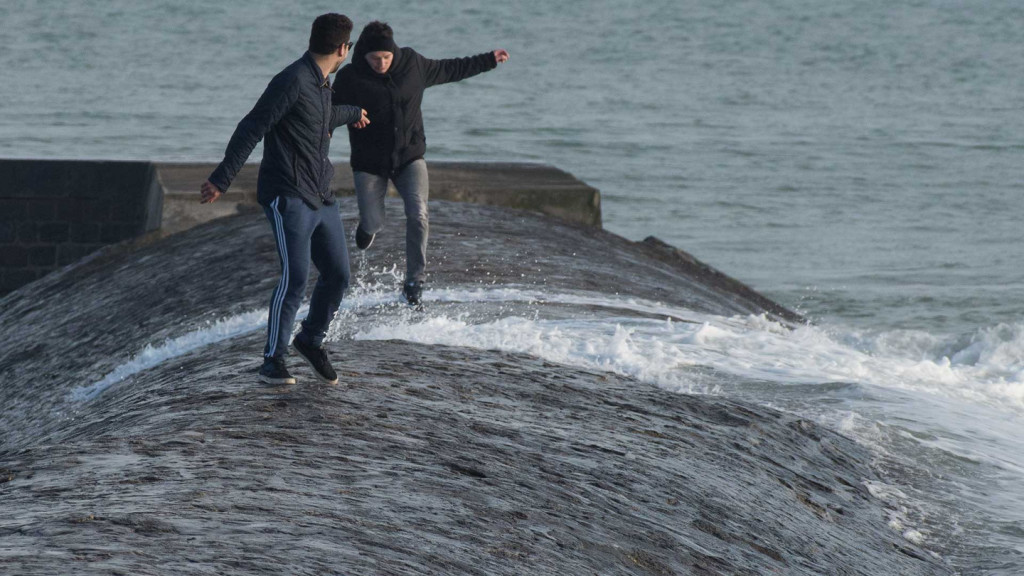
[3,0,1022,335]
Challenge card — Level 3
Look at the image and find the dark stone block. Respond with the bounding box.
[0,161,14,190]
[72,162,151,200]
[0,272,24,295]
[0,158,152,200]
[0,222,15,243]
[0,245,29,267]
[57,243,103,266]
[56,198,100,223]
[100,223,131,243]
[68,222,101,243]
[27,200,56,220]
[38,222,70,243]
[28,245,57,267]
[17,221,37,243]
[1,160,163,242]
[0,199,27,222]
[58,162,102,198]
[1,160,77,198]
[108,199,143,222]
[2,267,39,290]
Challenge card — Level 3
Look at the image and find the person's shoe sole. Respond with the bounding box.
[293,345,340,385]
[259,373,296,385]
[355,228,375,250]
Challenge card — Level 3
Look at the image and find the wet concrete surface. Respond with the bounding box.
[0,199,947,574]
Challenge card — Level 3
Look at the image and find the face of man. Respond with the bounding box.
[329,43,351,74]
[365,51,394,74]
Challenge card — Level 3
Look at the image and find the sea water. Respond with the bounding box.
[5,0,1023,572]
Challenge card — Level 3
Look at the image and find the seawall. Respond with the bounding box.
[0,160,163,293]
[157,161,602,235]
[0,159,600,294]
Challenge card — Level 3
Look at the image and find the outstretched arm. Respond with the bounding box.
[331,104,368,131]
[201,73,299,203]
[421,49,509,88]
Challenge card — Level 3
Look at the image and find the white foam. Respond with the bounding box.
[69,310,269,402]
[352,288,1024,412]
[74,285,1024,415]
[355,315,709,394]
[903,529,926,545]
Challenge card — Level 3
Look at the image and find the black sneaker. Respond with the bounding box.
[402,280,423,306]
[259,356,296,385]
[355,226,375,250]
[292,335,339,384]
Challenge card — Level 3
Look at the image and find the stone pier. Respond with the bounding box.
[155,161,601,235]
[0,159,600,295]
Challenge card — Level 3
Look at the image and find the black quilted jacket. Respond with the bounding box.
[209,52,363,207]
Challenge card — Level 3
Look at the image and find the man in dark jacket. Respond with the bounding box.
[200,13,370,386]
[333,21,509,305]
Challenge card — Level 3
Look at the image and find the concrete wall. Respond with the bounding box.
[1,159,599,295]
[157,162,601,235]
[0,160,163,294]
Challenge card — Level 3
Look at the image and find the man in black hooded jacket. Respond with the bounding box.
[333,21,509,305]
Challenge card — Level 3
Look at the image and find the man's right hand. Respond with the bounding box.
[200,180,223,204]
[352,109,370,129]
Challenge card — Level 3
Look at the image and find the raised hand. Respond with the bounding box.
[200,180,223,204]
[493,49,510,64]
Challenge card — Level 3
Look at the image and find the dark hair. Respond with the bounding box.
[309,13,353,55]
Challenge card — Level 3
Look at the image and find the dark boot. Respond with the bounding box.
[402,280,423,306]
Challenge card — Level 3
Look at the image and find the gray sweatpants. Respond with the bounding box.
[354,159,429,283]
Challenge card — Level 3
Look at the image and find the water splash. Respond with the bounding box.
[74,285,1024,415]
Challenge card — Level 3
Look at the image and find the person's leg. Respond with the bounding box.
[353,171,389,236]
[393,159,430,283]
[262,195,314,359]
[299,204,351,347]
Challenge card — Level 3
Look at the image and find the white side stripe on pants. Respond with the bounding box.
[267,197,289,357]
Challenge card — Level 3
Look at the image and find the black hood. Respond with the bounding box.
[353,30,401,76]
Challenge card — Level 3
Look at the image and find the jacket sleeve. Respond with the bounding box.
[208,72,299,192]
[330,104,363,130]
[419,49,498,88]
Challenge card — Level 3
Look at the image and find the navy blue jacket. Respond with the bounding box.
[209,52,363,207]
[333,47,497,177]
